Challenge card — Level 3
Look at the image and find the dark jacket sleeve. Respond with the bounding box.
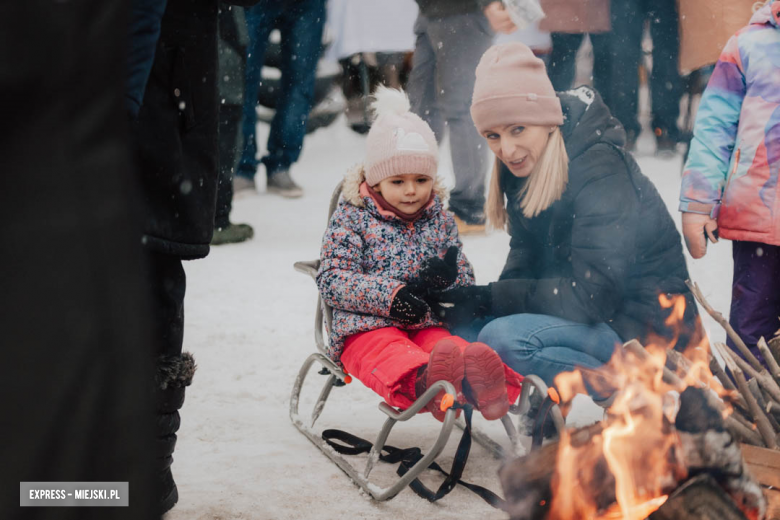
[500,217,541,280]
[491,149,638,324]
[126,0,168,118]
[442,211,476,288]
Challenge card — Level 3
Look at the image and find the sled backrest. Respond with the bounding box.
[294,181,344,355]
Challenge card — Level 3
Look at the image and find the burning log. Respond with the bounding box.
[648,474,749,520]
[499,386,768,520]
[498,423,610,520]
[622,339,684,389]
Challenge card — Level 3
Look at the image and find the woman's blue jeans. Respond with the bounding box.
[456,314,622,387]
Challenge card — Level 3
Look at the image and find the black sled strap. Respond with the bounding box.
[322,406,505,509]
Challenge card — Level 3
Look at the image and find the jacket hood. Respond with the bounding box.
[557,86,625,160]
[750,2,779,28]
[341,163,448,207]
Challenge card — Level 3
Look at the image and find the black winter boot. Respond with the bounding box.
[155,352,196,515]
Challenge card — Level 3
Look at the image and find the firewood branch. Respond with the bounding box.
[685,280,765,373]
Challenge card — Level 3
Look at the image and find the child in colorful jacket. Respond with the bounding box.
[317,87,523,421]
[679,0,780,364]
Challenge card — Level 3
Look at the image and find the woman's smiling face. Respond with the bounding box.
[482,124,552,177]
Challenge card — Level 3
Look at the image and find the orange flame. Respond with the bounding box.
[546,293,718,520]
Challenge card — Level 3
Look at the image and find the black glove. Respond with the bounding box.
[417,245,460,291]
[389,286,430,325]
[426,285,492,327]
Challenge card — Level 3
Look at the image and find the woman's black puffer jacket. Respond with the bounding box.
[492,86,704,351]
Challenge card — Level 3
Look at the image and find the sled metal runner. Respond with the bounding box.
[289,182,565,502]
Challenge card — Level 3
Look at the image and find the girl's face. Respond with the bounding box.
[373,174,433,214]
[483,124,552,178]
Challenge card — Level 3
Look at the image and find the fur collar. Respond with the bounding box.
[341,163,448,207]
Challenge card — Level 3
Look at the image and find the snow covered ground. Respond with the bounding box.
[166,113,733,520]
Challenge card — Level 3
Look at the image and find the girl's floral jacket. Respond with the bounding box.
[680,2,780,245]
[316,165,475,363]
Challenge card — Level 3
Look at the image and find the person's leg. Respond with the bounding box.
[215,104,241,229]
[609,0,644,141]
[341,327,429,409]
[478,313,621,387]
[646,0,682,147]
[263,0,326,179]
[589,32,613,110]
[406,15,445,139]
[426,12,494,224]
[144,250,194,513]
[236,5,280,180]
[547,33,585,92]
[727,241,780,367]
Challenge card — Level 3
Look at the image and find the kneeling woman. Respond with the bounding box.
[429,43,705,389]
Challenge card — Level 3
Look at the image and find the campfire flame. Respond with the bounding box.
[547,294,718,520]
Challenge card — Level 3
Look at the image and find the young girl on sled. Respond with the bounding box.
[316,87,522,421]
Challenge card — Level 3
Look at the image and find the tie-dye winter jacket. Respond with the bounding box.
[316,165,475,363]
[680,2,780,245]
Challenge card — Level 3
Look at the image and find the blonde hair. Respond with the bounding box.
[753,0,771,11]
[485,127,569,228]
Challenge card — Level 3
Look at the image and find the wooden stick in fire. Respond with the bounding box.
[685,280,765,373]
[768,401,780,422]
[748,378,780,432]
[725,415,765,447]
[758,337,780,386]
[719,342,780,405]
[622,339,684,389]
[666,344,751,414]
[769,335,780,366]
[712,342,775,445]
[733,368,777,448]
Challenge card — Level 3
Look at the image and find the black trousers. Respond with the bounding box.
[609,0,682,137]
[547,32,613,109]
[144,251,192,512]
[215,104,242,229]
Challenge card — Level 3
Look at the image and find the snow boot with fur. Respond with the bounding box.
[155,352,196,515]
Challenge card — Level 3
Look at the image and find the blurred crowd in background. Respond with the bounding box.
[216,0,758,243]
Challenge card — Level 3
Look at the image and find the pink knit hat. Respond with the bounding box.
[470,42,563,133]
[364,86,438,186]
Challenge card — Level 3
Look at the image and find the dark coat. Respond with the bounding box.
[0,1,157,518]
[132,0,258,259]
[415,0,494,18]
[492,87,704,351]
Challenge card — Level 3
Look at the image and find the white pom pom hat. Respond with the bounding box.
[364,86,439,186]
